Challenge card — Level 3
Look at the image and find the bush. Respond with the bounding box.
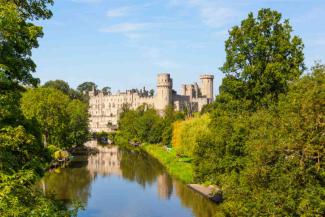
[172,114,212,157]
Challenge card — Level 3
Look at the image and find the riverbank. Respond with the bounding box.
[142,144,193,183]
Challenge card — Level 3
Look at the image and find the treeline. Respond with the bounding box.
[117,9,325,216]
[0,1,90,216]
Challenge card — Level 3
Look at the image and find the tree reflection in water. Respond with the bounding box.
[40,159,92,207]
[39,141,219,217]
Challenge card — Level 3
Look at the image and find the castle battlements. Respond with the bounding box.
[88,73,214,132]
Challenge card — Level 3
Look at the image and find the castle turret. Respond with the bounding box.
[156,73,173,111]
[200,74,214,101]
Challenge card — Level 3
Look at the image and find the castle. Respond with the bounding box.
[88,73,214,132]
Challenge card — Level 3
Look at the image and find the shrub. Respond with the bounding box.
[172,114,211,157]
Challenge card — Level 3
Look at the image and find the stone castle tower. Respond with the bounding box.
[200,74,214,102]
[156,73,173,111]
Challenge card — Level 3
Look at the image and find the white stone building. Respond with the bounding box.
[88,73,214,132]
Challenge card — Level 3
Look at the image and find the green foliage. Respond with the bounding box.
[0,1,53,88]
[20,87,89,148]
[101,86,111,95]
[0,0,80,216]
[0,90,24,127]
[172,114,211,157]
[43,80,70,95]
[193,67,325,216]
[0,126,43,172]
[66,99,89,146]
[118,106,164,144]
[20,87,70,147]
[118,105,185,146]
[77,81,97,94]
[43,80,85,100]
[0,170,77,217]
[161,106,185,146]
[220,8,305,109]
[7,0,54,20]
[192,10,322,215]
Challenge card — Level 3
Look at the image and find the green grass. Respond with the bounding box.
[142,144,193,183]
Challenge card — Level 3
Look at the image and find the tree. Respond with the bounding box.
[20,88,70,147]
[8,0,54,20]
[220,8,305,108]
[102,86,111,95]
[77,82,97,94]
[0,0,53,88]
[43,80,83,100]
[149,89,155,97]
[21,87,90,148]
[43,80,70,95]
[66,100,89,146]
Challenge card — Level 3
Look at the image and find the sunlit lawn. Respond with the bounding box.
[143,144,193,183]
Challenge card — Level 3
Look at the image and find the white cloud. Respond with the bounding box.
[170,0,236,28]
[199,6,234,28]
[100,23,148,33]
[106,7,132,18]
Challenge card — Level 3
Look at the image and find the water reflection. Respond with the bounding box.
[40,140,219,217]
[40,160,92,206]
[87,145,122,177]
[157,173,173,200]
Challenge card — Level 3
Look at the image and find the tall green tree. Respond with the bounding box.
[20,88,70,147]
[0,0,53,88]
[20,87,89,148]
[220,8,305,108]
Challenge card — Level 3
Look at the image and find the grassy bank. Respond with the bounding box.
[142,144,193,183]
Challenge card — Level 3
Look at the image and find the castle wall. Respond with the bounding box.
[89,73,214,132]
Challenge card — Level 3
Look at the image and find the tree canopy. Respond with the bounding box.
[0,0,53,88]
[77,82,97,94]
[220,8,305,109]
[43,80,71,95]
[20,87,89,148]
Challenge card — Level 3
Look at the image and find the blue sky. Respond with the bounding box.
[33,0,325,93]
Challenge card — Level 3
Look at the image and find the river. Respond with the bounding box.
[39,140,219,217]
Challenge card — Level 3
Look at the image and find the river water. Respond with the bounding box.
[39,141,219,217]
